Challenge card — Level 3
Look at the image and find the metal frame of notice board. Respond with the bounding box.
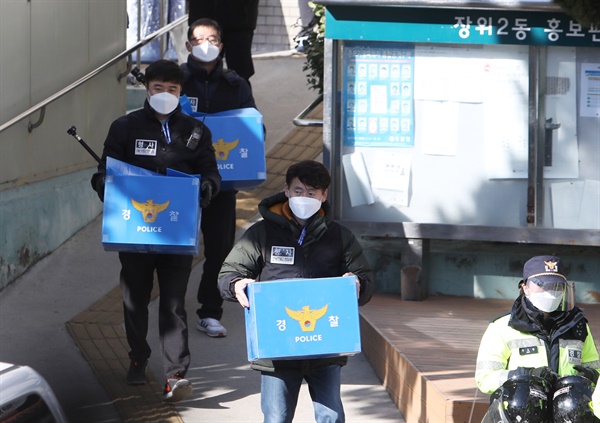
[316,0,600,247]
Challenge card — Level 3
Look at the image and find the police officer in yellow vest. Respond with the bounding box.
[475,255,600,422]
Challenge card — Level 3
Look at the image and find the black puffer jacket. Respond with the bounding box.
[91,101,220,195]
[218,191,374,372]
[181,56,256,113]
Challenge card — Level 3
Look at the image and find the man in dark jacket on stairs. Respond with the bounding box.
[219,160,374,423]
[187,0,259,81]
[181,17,257,339]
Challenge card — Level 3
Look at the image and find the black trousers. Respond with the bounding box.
[119,251,192,378]
[197,190,237,320]
[222,30,255,81]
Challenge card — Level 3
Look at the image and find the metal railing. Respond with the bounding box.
[0,15,188,134]
[293,94,324,127]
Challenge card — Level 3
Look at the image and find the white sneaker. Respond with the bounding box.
[197,317,227,337]
[163,372,193,403]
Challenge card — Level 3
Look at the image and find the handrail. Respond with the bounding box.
[0,14,188,134]
[293,94,324,127]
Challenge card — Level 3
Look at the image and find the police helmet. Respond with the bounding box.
[553,375,598,423]
[501,374,552,423]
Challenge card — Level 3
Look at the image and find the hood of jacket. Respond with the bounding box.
[509,294,586,339]
[258,191,332,246]
[258,191,331,225]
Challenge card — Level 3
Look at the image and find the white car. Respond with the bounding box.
[0,362,68,422]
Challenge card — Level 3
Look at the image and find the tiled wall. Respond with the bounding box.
[253,0,303,54]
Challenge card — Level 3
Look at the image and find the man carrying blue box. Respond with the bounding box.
[91,59,221,403]
[181,17,260,339]
[219,160,374,423]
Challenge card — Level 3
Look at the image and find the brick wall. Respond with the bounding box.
[253,0,303,54]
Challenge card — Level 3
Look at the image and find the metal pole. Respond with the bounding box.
[160,0,166,59]
[137,0,142,68]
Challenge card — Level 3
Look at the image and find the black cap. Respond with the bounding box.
[521,255,567,286]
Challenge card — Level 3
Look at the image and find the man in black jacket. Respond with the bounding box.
[91,59,220,403]
[219,160,374,423]
[182,18,258,339]
[188,0,259,81]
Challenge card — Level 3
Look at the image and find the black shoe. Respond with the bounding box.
[163,372,193,403]
[126,359,147,385]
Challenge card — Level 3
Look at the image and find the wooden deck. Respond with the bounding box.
[359,294,600,423]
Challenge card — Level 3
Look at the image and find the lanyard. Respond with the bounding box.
[298,226,306,246]
[161,120,172,144]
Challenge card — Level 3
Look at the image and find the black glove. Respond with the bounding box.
[92,175,105,202]
[573,365,600,384]
[200,180,213,208]
[530,366,559,387]
[509,366,558,387]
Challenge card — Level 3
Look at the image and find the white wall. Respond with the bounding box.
[0,0,127,188]
[0,0,127,289]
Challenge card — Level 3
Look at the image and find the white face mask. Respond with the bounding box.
[289,196,322,220]
[192,41,220,63]
[148,92,179,115]
[527,290,564,313]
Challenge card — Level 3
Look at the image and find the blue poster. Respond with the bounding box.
[343,42,415,148]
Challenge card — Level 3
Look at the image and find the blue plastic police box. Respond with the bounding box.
[180,95,266,190]
[101,157,202,254]
[244,276,362,361]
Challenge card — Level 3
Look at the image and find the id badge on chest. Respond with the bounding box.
[270,246,295,265]
[566,346,583,365]
[135,139,158,156]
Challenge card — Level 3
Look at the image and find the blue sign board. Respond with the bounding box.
[244,276,361,360]
[326,6,600,47]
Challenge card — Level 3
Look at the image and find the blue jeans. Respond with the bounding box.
[260,364,345,423]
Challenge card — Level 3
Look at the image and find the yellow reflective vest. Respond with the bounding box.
[594,383,600,418]
[475,305,600,399]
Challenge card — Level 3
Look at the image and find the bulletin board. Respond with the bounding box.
[339,41,600,229]
[342,42,415,148]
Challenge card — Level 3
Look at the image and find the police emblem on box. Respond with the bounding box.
[101,157,202,254]
[180,96,266,190]
[244,276,361,360]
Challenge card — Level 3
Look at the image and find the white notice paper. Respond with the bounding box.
[342,153,375,207]
[421,101,459,156]
[370,152,412,207]
[551,180,599,230]
[579,180,600,229]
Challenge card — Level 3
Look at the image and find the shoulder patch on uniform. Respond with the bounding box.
[519,346,538,355]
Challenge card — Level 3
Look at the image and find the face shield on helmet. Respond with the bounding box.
[527,276,566,294]
[525,277,574,313]
[521,256,575,312]
[563,281,576,311]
